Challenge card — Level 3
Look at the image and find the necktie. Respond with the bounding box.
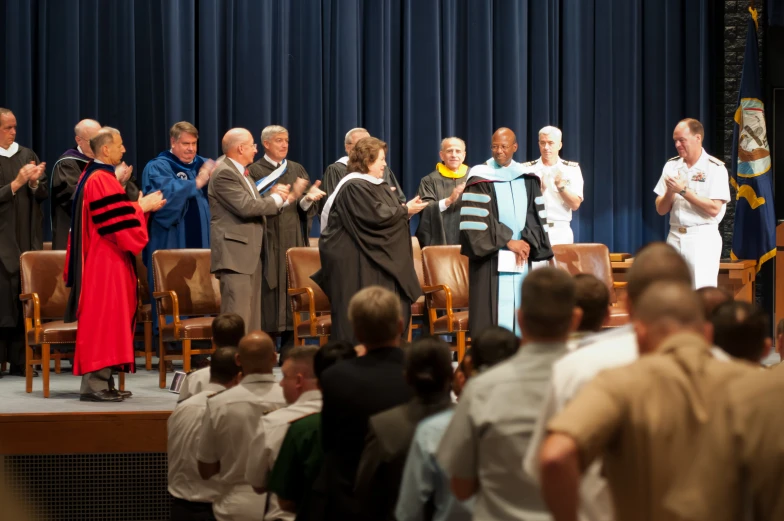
[244,169,250,177]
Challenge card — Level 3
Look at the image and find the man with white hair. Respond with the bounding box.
[522,126,584,245]
[415,137,469,246]
[208,128,307,332]
[248,125,325,351]
[322,127,406,205]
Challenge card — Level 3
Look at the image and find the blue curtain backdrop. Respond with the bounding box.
[0,0,720,253]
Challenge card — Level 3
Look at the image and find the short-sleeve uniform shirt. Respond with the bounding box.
[525,157,584,223]
[653,149,730,227]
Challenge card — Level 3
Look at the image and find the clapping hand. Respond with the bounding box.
[288,178,309,204]
[15,162,46,186]
[664,175,686,195]
[445,183,465,207]
[406,195,428,216]
[196,159,217,189]
[270,183,291,201]
[115,162,133,186]
[139,190,167,213]
[305,180,326,202]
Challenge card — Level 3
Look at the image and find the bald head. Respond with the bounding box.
[634,282,705,354]
[74,119,101,158]
[491,127,518,167]
[627,243,692,311]
[222,128,252,154]
[237,331,277,374]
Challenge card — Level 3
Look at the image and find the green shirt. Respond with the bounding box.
[267,412,323,521]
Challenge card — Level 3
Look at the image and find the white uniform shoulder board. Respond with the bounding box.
[207,389,227,399]
[708,156,724,166]
[667,156,680,162]
[521,159,540,167]
[562,159,579,167]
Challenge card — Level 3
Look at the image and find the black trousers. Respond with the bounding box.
[170,496,216,521]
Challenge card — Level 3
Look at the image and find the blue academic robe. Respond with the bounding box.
[141,151,209,331]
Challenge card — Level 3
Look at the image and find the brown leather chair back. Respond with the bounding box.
[286,247,330,313]
[411,236,425,289]
[551,243,617,303]
[152,249,221,316]
[20,251,70,320]
[421,246,469,309]
[136,253,150,303]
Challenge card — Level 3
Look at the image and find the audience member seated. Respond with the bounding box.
[355,337,454,521]
[710,301,771,364]
[196,331,286,521]
[570,273,610,349]
[167,347,241,521]
[267,340,357,521]
[437,268,579,521]
[395,326,518,521]
[539,281,759,521]
[775,318,784,368]
[245,345,322,521]
[318,286,413,521]
[178,313,245,402]
[696,285,733,319]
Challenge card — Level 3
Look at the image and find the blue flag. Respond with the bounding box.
[730,8,776,270]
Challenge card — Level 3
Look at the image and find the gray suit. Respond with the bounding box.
[208,157,281,331]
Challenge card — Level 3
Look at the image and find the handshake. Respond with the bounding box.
[270,178,326,205]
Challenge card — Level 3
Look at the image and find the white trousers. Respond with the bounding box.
[666,224,722,289]
[533,222,574,270]
[213,485,267,521]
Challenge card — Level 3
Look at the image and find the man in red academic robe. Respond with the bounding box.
[64,127,166,402]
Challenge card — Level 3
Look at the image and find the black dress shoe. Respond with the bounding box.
[109,389,133,399]
[8,365,38,377]
[79,390,123,402]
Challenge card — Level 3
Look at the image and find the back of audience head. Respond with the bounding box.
[349,286,403,348]
[710,301,771,363]
[471,326,519,372]
[452,349,474,398]
[212,313,245,348]
[518,267,580,342]
[404,338,453,403]
[696,286,733,319]
[280,345,319,404]
[237,331,277,374]
[209,346,242,388]
[314,340,358,384]
[574,273,610,332]
[633,281,706,355]
[627,243,692,313]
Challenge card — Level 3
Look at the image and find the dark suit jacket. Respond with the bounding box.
[208,157,281,275]
[319,346,411,521]
[354,397,453,521]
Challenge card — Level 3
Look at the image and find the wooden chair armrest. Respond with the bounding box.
[609,253,631,262]
[613,281,628,289]
[19,293,41,328]
[421,284,455,314]
[152,291,181,332]
[288,287,317,335]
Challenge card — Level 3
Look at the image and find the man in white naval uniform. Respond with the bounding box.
[654,118,730,288]
[522,126,584,246]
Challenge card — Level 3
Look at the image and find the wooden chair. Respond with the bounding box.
[409,236,426,342]
[152,249,220,388]
[42,241,52,250]
[134,253,153,370]
[18,251,125,397]
[551,243,629,327]
[421,245,470,362]
[286,247,331,346]
[308,237,319,247]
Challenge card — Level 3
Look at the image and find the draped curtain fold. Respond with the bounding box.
[0,0,719,253]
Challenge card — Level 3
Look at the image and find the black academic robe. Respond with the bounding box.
[312,178,421,344]
[414,169,468,246]
[50,149,90,250]
[459,175,551,337]
[321,162,406,211]
[248,158,317,333]
[0,146,47,328]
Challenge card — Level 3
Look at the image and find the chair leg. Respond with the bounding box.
[25,342,33,394]
[42,344,51,398]
[183,339,191,373]
[159,335,167,389]
[407,316,413,343]
[118,372,125,391]
[54,351,61,374]
[144,322,153,371]
[319,335,328,346]
[456,332,466,364]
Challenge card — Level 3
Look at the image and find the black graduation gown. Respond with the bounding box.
[0,146,47,328]
[248,158,317,333]
[321,162,406,209]
[312,179,421,344]
[458,175,551,337]
[51,149,90,250]
[414,169,467,246]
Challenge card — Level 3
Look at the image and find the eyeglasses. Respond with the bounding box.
[491,144,513,152]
